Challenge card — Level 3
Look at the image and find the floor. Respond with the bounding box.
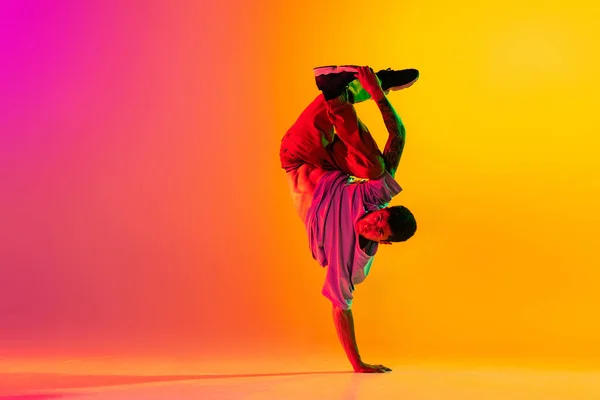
[3,358,600,399]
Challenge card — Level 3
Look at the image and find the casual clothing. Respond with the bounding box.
[279,91,401,309]
[280,93,385,180]
[305,169,401,309]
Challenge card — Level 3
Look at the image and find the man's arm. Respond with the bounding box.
[375,94,405,178]
[332,304,392,373]
[332,305,361,370]
[354,66,406,178]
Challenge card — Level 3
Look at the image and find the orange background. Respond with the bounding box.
[1,0,599,368]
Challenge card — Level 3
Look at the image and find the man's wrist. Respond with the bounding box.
[371,90,386,103]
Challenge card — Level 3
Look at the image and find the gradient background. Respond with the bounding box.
[1,0,600,372]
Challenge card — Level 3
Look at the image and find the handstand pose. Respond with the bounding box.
[280,65,419,373]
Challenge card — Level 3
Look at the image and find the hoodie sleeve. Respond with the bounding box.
[360,170,402,209]
[322,259,354,310]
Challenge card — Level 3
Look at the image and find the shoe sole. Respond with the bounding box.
[388,76,419,91]
[313,65,360,76]
[380,69,420,91]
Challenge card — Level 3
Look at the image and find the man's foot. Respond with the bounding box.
[314,66,420,101]
[314,65,360,101]
[376,68,420,91]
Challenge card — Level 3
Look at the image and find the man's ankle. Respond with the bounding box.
[347,80,371,104]
[325,90,351,104]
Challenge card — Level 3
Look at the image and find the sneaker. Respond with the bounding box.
[376,68,420,91]
[313,65,360,101]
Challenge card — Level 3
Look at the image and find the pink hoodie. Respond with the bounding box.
[305,169,402,309]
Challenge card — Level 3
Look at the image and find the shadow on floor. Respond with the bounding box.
[1,370,351,394]
[0,395,73,400]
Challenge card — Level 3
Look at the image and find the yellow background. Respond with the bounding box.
[1,0,599,368]
[268,0,600,363]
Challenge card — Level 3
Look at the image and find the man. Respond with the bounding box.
[280,65,418,373]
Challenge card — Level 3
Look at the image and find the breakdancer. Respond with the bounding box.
[280,65,418,373]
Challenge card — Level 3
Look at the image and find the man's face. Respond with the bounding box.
[356,208,393,244]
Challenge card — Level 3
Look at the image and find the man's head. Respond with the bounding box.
[356,205,417,244]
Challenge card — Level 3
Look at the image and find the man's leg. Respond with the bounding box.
[280,65,381,174]
[324,93,385,180]
[280,89,385,179]
[279,93,339,173]
[280,64,395,177]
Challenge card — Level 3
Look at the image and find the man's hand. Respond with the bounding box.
[354,361,393,373]
[354,66,385,102]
